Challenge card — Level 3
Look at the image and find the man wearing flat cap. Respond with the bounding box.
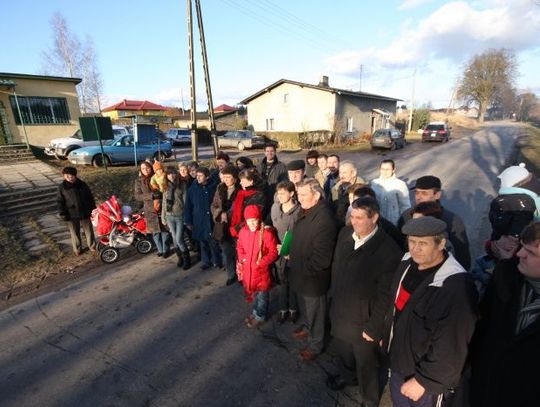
[287,159,307,187]
[398,175,471,270]
[383,216,477,407]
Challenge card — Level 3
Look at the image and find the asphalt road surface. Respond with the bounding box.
[0,123,525,407]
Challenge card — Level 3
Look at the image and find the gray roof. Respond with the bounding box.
[0,72,82,84]
[240,78,401,104]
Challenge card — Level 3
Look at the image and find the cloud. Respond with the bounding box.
[326,0,540,76]
[398,0,435,10]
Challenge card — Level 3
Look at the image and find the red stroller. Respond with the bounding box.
[91,195,153,263]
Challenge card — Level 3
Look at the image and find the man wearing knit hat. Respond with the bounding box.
[384,216,477,407]
[57,166,97,256]
[398,175,471,270]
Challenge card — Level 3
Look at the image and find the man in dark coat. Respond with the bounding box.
[470,221,540,407]
[398,175,471,270]
[257,143,288,192]
[328,197,402,407]
[384,216,477,407]
[184,167,221,269]
[57,166,96,255]
[289,178,338,361]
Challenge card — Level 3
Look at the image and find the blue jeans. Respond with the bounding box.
[199,238,221,266]
[165,215,187,251]
[252,291,269,321]
[152,232,170,254]
[220,237,237,279]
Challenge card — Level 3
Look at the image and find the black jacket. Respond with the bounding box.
[470,258,540,407]
[289,200,337,297]
[384,253,478,395]
[330,226,402,343]
[257,157,288,188]
[57,179,96,221]
[399,206,471,270]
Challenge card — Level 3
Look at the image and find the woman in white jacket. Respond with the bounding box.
[370,159,411,226]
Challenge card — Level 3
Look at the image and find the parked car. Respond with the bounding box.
[67,134,172,167]
[422,122,451,143]
[370,128,406,150]
[166,128,191,145]
[217,130,265,151]
[44,126,129,159]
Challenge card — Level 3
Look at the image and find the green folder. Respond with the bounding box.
[279,231,293,256]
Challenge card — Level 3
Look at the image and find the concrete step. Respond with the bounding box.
[0,185,58,200]
[0,201,57,218]
[2,190,57,207]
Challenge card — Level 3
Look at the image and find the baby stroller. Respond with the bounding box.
[91,195,153,263]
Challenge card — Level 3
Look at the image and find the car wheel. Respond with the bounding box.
[136,238,153,254]
[154,151,166,162]
[100,247,119,264]
[64,146,79,157]
[237,142,245,151]
[92,154,111,168]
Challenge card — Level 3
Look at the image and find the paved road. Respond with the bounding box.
[0,124,525,407]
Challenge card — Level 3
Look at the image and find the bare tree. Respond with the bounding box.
[41,13,103,114]
[517,92,538,121]
[457,48,518,122]
[81,37,103,112]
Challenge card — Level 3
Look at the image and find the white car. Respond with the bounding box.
[44,125,129,159]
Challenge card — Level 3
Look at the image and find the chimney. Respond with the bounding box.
[318,75,329,87]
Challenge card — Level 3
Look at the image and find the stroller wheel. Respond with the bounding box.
[136,238,153,254]
[100,247,119,264]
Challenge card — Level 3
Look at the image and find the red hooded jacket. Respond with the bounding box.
[236,223,279,300]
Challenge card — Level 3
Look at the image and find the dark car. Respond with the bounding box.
[370,128,406,150]
[166,128,191,145]
[422,122,451,142]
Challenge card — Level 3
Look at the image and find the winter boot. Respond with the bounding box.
[175,248,183,268]
[182,250,192,270]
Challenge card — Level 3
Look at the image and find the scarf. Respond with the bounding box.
[229,188,257,237]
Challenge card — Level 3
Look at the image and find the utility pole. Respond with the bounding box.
[187,0,198,161]
[359,64,363,92]
[194,0,219,157]
[407,67,416,134]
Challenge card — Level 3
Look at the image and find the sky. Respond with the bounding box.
[2,0,540,110]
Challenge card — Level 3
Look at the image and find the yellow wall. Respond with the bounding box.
[102,109,167,121]
[246,83,336,132]
[0,77,80,147]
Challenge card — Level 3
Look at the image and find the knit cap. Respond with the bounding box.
[244,205,261,220]
[498,163,530,188]
[153,161,164,172]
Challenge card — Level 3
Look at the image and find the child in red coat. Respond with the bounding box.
[236,205,279,328]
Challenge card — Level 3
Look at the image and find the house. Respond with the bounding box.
[240,77,401,136]
[101,99,169,120]
[0,72,81,146]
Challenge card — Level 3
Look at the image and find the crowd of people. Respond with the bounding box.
[56,145,540,407]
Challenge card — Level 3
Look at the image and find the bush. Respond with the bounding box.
[412,109,431,131]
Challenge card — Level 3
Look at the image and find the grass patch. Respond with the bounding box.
[518,124,540,175]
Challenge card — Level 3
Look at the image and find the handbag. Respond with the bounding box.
[212,221,227,242]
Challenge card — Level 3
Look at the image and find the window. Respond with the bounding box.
[9,96,70,125]
[347,117,353,132]
[266,118,274,131]
[283,93,289,104]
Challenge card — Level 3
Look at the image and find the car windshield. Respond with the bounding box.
[373,130,389,138]
[426,125,445,131]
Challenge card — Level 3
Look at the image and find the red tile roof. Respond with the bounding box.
[102,99,169,112]
[214,104,235,112]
